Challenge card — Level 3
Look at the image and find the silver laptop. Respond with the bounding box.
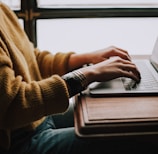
[89,37,158,97]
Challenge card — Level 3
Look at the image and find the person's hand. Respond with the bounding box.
[86,46,131,64]
[80,56,141,86]
[68,46,131,71]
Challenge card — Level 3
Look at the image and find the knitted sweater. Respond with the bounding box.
[0,3,73,150]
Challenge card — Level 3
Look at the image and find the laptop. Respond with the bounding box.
[89,37,158,97]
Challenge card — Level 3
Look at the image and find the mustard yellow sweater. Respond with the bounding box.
[0,3,73,150]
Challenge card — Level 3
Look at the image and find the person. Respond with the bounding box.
[0,2,157,154]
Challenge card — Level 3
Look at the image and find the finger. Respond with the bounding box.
[108,47,131,61]
[124,63,141,79]
[112,58,141,79]
[119,63,141,82]
[115,47,129,54]
[121,70,141,82]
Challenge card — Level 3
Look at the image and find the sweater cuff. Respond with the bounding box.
[39,75,69,115]
[62,70,87,97]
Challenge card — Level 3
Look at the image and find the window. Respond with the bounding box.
[36,0,158,55]
[0,0,21,10]
[2,0,158,55]
[37,0,158,8]
[37,17,158,55]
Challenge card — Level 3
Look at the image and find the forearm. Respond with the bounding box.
[68,53,91,71]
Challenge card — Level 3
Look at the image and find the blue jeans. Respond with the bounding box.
[8,102,158,154]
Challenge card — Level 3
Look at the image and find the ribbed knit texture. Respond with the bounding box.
[0,2,74,150]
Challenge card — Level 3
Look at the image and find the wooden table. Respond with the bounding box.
[74,93,158,139]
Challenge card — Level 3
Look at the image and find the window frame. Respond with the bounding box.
[14,0,158,47]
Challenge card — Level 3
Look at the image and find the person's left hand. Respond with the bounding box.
[86,46,131,64]
[68,46,131,72]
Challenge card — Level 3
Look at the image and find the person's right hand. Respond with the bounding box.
[80,56,141,87]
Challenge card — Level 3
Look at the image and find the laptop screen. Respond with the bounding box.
[150,37,158,71]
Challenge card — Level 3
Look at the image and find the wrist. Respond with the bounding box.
[68,53,90,71]
[62,70,87,97]
[79,66,96,85]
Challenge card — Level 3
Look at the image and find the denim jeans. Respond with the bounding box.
[7,102,158,154]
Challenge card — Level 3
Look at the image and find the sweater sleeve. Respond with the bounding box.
[34,48,75,78]
[0,45,69,130]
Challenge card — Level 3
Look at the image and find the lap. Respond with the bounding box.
[9,102,158,154]
[10,116,158,154]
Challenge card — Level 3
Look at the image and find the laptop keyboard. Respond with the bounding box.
[121,61,158,91]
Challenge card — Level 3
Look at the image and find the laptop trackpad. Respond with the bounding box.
[89,78,125,95]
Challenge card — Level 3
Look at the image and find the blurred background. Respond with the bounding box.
[1,0,158,55]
